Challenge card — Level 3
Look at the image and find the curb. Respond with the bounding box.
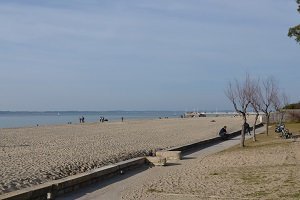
[0,158,145,200]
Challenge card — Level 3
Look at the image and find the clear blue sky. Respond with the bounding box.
[0,0,299,111]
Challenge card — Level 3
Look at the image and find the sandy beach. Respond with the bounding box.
[0,116,253,195]
[118,125,300,200]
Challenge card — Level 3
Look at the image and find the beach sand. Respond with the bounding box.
[119,126,300,200]
[0,116,253,194]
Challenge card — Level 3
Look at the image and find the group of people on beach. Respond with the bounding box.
[79,116,85,123]
[78,116,111,123]
[219,122,251,140]
[100,117,105,122]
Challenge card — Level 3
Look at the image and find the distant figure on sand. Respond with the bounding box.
[219,126,229,140]
[80,116,85,123]
[100,117,104,122]
[244,122,251,135]
[121,117,124,122]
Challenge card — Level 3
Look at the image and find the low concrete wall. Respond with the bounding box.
[167,123,264,153]
[0,157,145,200]
[0,123,264,200]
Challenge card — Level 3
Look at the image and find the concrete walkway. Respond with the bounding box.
[58,126,265,200]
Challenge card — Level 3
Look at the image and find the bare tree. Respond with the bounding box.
[225,75,251,147]
[281,93,290,122]
[248,78,261,142]
[272,91,289,124]
[257,77,278,136]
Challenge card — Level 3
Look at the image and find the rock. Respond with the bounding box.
[146,156,166,166]
[155,150,182,161]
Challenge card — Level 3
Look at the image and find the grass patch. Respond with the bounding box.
[222,122,300,153]
[214,122,300,198]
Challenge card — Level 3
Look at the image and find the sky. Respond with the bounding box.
[0,0,299,111]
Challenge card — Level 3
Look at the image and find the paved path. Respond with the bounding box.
[58,127,265,200]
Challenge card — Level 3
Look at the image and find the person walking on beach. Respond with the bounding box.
[219,126,229,140]
[121,117,124,122]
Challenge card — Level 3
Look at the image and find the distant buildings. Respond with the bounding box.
[184,112,206,118]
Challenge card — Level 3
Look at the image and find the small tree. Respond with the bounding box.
[272,91,281,123]
[225,75,251,147]
[288,0,300,43]
[257,77,278,136]
[272,91,289,124]
[248,78,261,142]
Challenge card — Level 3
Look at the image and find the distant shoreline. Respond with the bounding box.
[0,111,184,129]
[0,110,238,129]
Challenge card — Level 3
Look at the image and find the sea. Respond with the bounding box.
[0,111,185,129]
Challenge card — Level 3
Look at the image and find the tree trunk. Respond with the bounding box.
[280,111,285,124]
[266,114,270,136]
[252,113,258,141]
[241,115,246,147]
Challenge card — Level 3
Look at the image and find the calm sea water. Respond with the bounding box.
[0,111,184,128]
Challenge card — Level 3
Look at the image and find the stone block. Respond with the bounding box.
[156,150,182,160]
[146,156,166,166]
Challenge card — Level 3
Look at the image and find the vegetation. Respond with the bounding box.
[248,79,260,141]
[223,123,293,152]
[256,77,279,136]
[225,75,286,146]
[225,75,252,147]
[288,0,300,43]
[284,101,300,109]
[228,122,299,150]
[220,123,300,199]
